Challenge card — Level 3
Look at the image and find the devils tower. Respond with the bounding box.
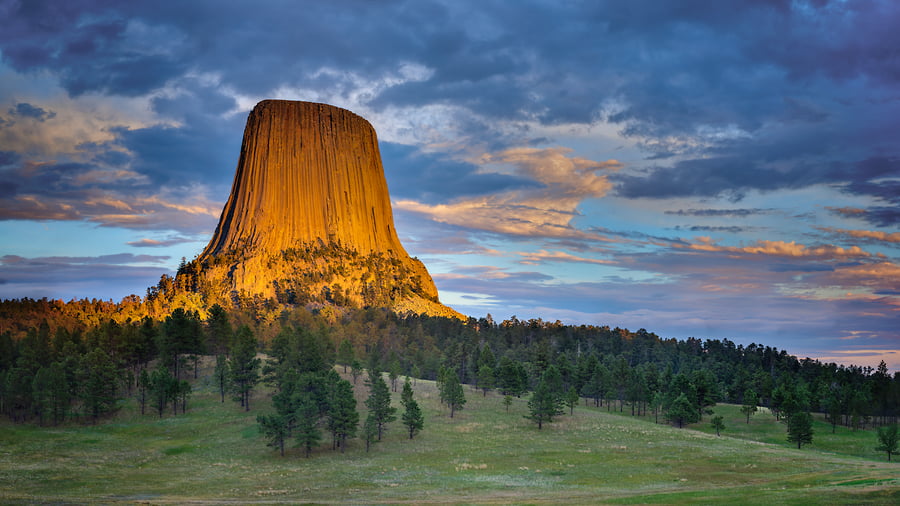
[173,100,459,317]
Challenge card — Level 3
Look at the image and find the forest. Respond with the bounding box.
[2,295,898,444]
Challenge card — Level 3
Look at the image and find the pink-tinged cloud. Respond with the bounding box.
[819,227,900,243]
[396,147,621,240]
[681,237,871,258]
[827,206,867,217]
[822,262,900,297]
[518,249,616,266]
[126,236,196,248]
[811,349,900,372]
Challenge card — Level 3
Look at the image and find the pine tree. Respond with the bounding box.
[214,354,228,403]
[228,325,260,411]
[401,377,424,439]
[350,360,363,385]
[328,379,359,452]
[365,372,396,440]
[363,412,379,452]
[565,386,580,415]
[711,415,725,436]
[740,389,758,424]
[257,413,289,456]
[444,370,466,418]
[875,424,898,462]
[786,411,814,449]
[148,365,173,418]
[337,339,354,374]
[526,379,559,430]
[79,348,120,423]
[388,355,401,392]
[666,392,700,428]
[295,392,321,458]
[477,365,494,397]
[137,368,149,415]
[177,380,191,414]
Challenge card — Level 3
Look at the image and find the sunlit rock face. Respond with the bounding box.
[181,100,458,317]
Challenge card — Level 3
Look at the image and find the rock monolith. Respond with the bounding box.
[174,100,458,317]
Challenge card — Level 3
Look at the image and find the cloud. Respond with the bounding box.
[0,252,172,301]
[127,236,196,248]
[397,147,621,239]
[518,249,615,266]
[381,142,540,203]
[8,102,56,121]
[679,238,871,259]
[0,158,220,231]
[665,208,773,217]
[817,227,900,244]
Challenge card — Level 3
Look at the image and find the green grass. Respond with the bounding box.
[1,367,897,504]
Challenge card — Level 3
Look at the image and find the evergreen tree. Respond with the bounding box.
[691,369,719,421]
[228,325,260,411]
[137,368,149,415]
[875,424,898,462]
[45,362,69,425]
[214,354,228,403]
[823,388,843,433]
[363,412,379,452]
[350,360,363,385]
[582,365,607,408]
[526,378,560,429]
[79,348,120,423]
[337,339,354,373]
[400,378,424,439]
[149,365,173,418]
[388,359,400,393]
[257,413,289,456]
[666,393,700,428]
[295,392,322,458]
[364,372,396,440]
[205,304,233,355]
[740,389,758,424]
[444,370,466,418]
[401,376,415,407]
[328,379,359,452]
[503,395,513,413]
[31,366,51,425]
[159,308,203,380]
[5,367,32,423]
[565,386,580,416]
[786,411,814,449]
[711,415,725,436]
[176,380,191,414]
[650,391,664,424]
[477,365,494,397]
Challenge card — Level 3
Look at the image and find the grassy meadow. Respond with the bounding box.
[1,362,897,504]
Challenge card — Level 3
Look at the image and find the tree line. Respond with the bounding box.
[2,299,898,441]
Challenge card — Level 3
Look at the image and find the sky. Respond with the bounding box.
[0,0,898,371]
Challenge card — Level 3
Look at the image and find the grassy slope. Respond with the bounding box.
[1,367,897,505]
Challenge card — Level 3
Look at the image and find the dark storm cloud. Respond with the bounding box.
[617,155,900,216]
[381,142,540,203]
[1,2,186,97]
[8,103,56,121]
[1,0,898,226]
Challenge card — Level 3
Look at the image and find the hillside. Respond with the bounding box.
[1,361,896,505]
